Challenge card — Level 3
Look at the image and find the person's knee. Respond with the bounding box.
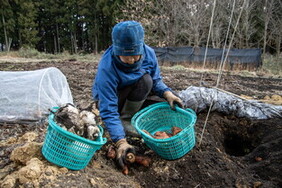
[127,74,153,101]
[140,74,153,92]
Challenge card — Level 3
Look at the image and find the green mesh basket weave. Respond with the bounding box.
[132,102,196,160]
[42,108,107,170]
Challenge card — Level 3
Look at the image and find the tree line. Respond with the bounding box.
[1,0,281,55]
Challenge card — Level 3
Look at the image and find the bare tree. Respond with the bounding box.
[272,19,282,56]
[235,0,260,48]
[262,0,275,54]
[118,0,281,55]
[268,0,282,55]
[210,1,231,48]
[116,0,156,44]
[119,0,212,47]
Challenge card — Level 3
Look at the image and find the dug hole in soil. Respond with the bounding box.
[0,60,281,188]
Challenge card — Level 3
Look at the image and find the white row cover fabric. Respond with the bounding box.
[179,86,282,120]
[0,67,73,122]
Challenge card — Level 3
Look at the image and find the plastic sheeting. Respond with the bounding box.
[153,47,262,68]
[0,67,73,122]
[179,86,282,120]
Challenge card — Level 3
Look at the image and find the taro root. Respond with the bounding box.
[122,165,129,175]
[171,126,182,136]
[135,156,151,167]
[153,131,170,139]
[142,126,183,139]
[107,145,116,159]
[52,104,100,140]
[106,145,151,175]
[126,153,136,163]
[255,157,263,162]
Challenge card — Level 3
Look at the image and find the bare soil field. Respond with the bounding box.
[0,59,281,188]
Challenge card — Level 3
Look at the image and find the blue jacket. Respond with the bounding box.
[92,44,171,142]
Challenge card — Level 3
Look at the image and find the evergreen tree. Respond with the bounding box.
[13,0,39,48]
[0,0,15,51]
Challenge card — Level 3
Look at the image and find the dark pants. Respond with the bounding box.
[117,74,153,113]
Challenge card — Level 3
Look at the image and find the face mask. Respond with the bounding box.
[113,54,144,73]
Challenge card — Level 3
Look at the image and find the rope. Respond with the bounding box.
[200,0,217,85]
[219,0,246,83]
[199,0,246,146]
[216,0,236,86]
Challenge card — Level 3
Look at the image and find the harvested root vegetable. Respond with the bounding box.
[107,146,135,163]
[122,165,129,175]
[171,126,182,136]
[126,153,136,163]
[107,145,116,159]
[154,131,170,139]
[106,145,151,175]
[142,126,183,139]
[52,103,101,140]
[135,156,151,167]
[255,157,263,162]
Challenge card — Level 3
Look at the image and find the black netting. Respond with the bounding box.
[153,47,262,68]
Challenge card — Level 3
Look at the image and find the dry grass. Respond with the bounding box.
[1,48,281,78]
[0,48,101,63]
[261,54,282,76]
[160,54,282,78]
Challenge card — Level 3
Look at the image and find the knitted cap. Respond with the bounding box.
[112,21,144,56]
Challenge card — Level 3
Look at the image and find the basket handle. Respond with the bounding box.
[97,125,107,144]
[185,108,196,116]
[100,137,107,144]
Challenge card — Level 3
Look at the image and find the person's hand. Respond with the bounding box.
[115,139,135,172]
[163,91,183,110]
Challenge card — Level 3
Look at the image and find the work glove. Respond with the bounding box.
[115,138,136,170]
[163,91,184,110]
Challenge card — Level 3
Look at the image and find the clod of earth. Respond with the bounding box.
[18,158,44,185]
[10,142,43,164]
[0,132,69,188]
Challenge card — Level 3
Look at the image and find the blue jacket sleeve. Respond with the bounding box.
[93,66,125,142]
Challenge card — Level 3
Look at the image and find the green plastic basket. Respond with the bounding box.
[42,108,107,170]
[132,102,197,160]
